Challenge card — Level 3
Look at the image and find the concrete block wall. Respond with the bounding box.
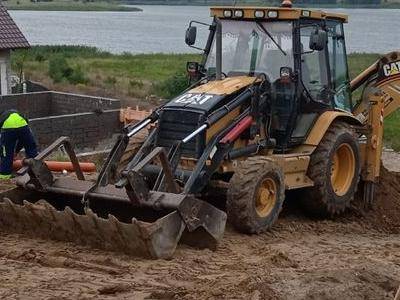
[51,92,120,115]
[0,91,120,117]
[0,91,122,151]
[0,92,51,118]
[30,110,122,150]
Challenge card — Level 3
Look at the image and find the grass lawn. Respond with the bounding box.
[11,45,400,149]
[5,0,142,11]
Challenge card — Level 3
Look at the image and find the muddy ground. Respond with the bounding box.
[1,153,400,299]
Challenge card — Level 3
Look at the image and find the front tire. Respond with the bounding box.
[227,157,285,234]
[302,121,360,216]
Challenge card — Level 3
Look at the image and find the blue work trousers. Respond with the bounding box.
[0,126,38,176]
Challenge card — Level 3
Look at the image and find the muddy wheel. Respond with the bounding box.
[117,130,148,173]
[227,157,285,234]
[302,121,360,216]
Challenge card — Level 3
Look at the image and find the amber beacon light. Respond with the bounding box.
[281,0,293,7]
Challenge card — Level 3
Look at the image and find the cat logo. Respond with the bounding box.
[174,93,214,105]
[383,60,400,77]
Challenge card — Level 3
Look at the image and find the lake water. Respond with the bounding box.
[9,6,400,54]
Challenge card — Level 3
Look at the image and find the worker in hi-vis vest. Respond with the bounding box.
[0,110,38,179]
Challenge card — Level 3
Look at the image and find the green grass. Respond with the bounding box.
[11,45,199,104]
[346,53,400,150]
[5,0,142,11]
[383,113,400,151]
[11,46,400,149]
[347,53,380,80]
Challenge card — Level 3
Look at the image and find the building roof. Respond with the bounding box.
[0,4,29,50]
[210,6,348,23]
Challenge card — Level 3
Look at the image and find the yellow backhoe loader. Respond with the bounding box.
[1,1,400,259]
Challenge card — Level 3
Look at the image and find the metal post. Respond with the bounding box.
[215,18,222,81]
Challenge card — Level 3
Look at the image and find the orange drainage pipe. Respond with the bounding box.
[13,160,96,173]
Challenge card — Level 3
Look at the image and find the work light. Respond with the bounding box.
[267,10,278,18]
[254,10,265,18]
[234,10,244,18]
[223,10,232,18]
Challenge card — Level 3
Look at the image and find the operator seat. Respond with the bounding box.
[270,77,295,148]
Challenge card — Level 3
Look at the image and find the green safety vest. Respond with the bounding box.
[1,112,28,129]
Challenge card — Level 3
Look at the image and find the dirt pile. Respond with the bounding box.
[349,165,400,233]
[370,165,400,232]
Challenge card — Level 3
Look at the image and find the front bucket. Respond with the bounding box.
[0,184,226,259]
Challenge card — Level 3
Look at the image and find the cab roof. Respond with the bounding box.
[210,6,348,23]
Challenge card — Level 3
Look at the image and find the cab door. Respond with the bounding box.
[326,20,352,111]
[300,21,333,106]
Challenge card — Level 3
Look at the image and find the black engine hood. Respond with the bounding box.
[164,76,255,113]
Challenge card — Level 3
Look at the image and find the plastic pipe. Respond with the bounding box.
[13,160,96,173]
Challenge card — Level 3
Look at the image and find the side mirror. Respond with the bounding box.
[309,29,327,51]
[185,26,197,46]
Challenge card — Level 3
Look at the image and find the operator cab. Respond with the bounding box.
[185,3,352,150]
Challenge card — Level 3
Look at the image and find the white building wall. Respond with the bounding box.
[0,50,11,95]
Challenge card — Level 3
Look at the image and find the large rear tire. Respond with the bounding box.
[302,121,360,216]
[227,157,285,234]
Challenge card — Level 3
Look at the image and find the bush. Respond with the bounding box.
[103,76,117,89]
[68,66,88,84]
[49,55,71,83]
[127,78,144,96]
[34,53,45,62]
[152,72,188,99]
[48,55,87,84]
[129,79,144,89]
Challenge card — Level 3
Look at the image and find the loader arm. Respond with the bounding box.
[350,51,400,205]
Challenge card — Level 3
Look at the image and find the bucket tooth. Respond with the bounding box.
[85,208,129,252]
[108,214,133,253]
[86,208,113,248]
[0,198,18,228]
[47,206,82,243]
[3,198,31,233]
[23,200,53,238]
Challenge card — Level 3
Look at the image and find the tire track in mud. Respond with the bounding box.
[1,222,399,300]
[1,163,400,299]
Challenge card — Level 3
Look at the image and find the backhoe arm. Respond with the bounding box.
[350,52,400,205]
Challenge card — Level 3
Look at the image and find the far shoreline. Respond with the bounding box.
[4,1,143,12]
[120,2,400,9]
